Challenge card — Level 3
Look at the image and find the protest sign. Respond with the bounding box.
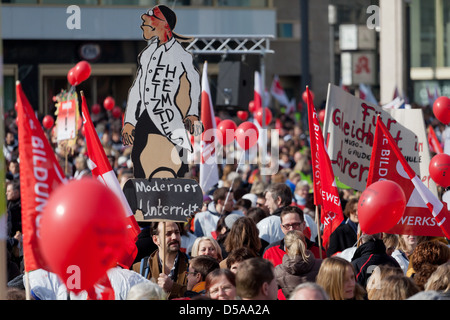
[323,84,436,195]
[123,178,203,223]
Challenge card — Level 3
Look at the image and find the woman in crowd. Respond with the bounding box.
[316,256,366,300]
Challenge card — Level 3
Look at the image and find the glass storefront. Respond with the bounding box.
[410,0,450,68]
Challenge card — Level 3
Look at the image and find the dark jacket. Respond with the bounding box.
[351,239,401,287]
[132,249,188,299]
[326,219,358,257]
[274,251,322,298]
[7,199,21,238]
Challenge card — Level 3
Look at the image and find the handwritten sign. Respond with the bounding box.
[323,84,436,194]
[123,178,203,223]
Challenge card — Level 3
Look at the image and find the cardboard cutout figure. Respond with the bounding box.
[122,5,203,179]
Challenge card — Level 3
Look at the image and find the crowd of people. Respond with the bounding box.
[3,103,450,301]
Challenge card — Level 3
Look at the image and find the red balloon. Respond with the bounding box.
[318,109,325,123]
[92,103,101,115]
[42,115,54,129]
[39,179,127,294]
[254,107,272,126]
[358,180,406,235]
[302,89,314,103]
[214,116,221,127]
[429,153,450,187]
[248,100,257,113]
[103,96,115,111]
[74,61,91,84]
[67,68,77,86]
[112,106,122,119]
[433,96,450,125]
[217,119,237,146]
[235,121,259,150]
[237,110,249,121]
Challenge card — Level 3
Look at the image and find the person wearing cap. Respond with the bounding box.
[122,4,203,180]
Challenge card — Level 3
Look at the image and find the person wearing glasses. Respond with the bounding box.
[122,4,202,180]
[263,206,325,268]
[183,255,220,298]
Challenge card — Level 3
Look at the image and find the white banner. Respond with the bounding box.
[323,84,436,194]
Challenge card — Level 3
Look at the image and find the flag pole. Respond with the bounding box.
[315,205,323,259]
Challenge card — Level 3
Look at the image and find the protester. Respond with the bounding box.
[235,257,278,300]
[326,197,359,257]
[6,179,22,238]
[368,274,420,300]
[409,240,450,290]
[257,183,293,245]
[132,221,189,299]
[365,264,404,300]
[391,234,418,275]
[226,247,258,273]
[221,216,262,267]
[29,266,153,300]
[263,206,324,268]
[4,131,18,163]
[351,233,401,288]
[126,281,167,300]
[288,282,330,300]
[184,255,220,298]
[421,262,450,299]
[190,236,223,262]
[274,230,322,299]
[292,180,310,210]
[316,256,366,300]
[73,155,91,179]
[246,207,269,225]
[205,268,237,300]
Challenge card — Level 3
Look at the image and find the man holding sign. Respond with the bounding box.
[132,221,188,299]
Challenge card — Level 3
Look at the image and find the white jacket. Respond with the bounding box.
[29,267,152,300]
[391,249,409,275]
[257,215,284,244]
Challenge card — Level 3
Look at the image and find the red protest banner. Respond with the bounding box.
[16,81,67,272]
[367,116,449,237]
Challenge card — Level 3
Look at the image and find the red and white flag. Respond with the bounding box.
[428,125,443,154]
[81,93,140,268]
[367,117,450,238]
[254,71,263,112]
[306,86,344,249]
[270,75,290,107]
[16,81,68,272]
[199,61,219,194]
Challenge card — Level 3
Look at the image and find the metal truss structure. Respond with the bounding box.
[186,35,274,56]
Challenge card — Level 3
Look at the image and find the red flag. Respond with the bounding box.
[306,86,344,249]
[367,116,449,238]
[428,125,443,154]
[199,61,219,194]
[80,92,140,268]
[16,81,68,272]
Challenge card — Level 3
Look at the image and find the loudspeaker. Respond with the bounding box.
[216,61,253,109]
